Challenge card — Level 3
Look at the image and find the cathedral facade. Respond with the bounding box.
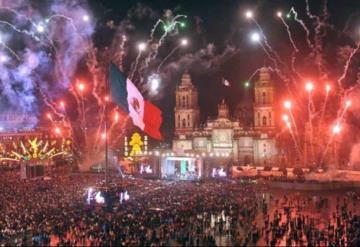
[173,67,278,166]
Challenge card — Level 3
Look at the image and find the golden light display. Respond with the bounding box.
[0,137,72,162]
[124,132,148,157]
[129,132,143,156]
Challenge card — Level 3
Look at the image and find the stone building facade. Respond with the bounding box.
[173,67,278,166]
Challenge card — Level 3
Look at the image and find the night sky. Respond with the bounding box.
[80,0,360,140]
[0,0,352,145]
[0,0,359,166]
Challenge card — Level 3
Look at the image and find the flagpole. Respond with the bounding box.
[105,97,108,186]
[105,65,109,187]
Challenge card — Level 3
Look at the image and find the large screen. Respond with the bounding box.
[140,163,153,174]
[212,167,227,178]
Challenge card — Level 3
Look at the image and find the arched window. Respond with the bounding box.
[262,116,267,126]
[182,96,186,107]
[182,118,186,128]
[186,96,189,107]
[187,114,190,127]
[257,112,261,126]
[177,115,180,128]
[262,92,266,104]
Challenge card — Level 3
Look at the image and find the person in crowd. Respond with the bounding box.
[0,167,359,246]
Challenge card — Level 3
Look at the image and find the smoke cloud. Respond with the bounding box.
[0,0,94,130]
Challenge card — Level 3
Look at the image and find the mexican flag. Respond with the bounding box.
[110,63,162,140]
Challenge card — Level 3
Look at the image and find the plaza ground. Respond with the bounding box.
[1,170,360,246]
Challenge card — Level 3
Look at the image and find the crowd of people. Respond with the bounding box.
[0,168,360,246]
[256,192,360,246]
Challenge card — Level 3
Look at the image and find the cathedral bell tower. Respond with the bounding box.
[174,72,200,137]
[254,67,275,130]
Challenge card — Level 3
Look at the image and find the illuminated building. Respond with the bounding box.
[173,67,277,166]
[0,117,73,165]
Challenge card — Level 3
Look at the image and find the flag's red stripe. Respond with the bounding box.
[143,101,162,140]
